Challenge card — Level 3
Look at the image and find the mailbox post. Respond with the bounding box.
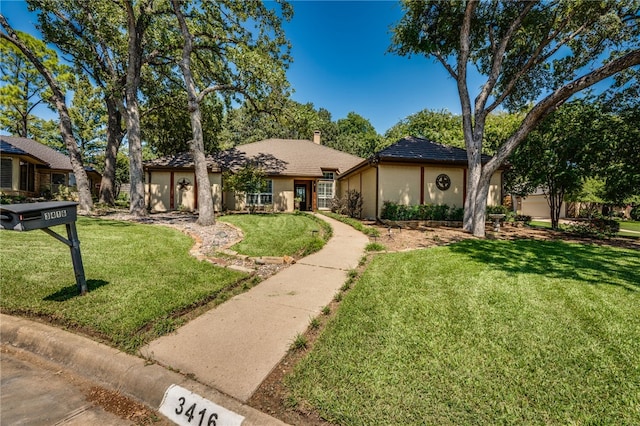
[0,201,88,295]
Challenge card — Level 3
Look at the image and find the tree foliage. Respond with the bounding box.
[0,30,68,139]
[391,0,640,236]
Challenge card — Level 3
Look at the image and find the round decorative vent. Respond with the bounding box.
[435,173,451,191]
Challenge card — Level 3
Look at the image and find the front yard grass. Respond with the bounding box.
[286,239,640,424]
[0,217,247,351]
[219,212,330,257]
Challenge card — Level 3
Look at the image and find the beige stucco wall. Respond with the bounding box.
[147,171,171,212]
[424,166,465,207]
[273,177,294,212]
[209,173,223,212]
[488,171,502,207]
[340,166,377,219]
[378,164,422,215]
[147,171,223,212]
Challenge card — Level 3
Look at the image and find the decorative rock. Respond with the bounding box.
[226,265,255,274]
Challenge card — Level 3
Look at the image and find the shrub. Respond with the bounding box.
[565,218,620,238]
[631,207,640,221]
[330,190,363,218]
[486,205,510,215]
[381,201,464,221]
[515,215,532,223]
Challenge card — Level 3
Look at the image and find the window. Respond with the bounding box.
[246,179,273,206]
[317,180,334,210]
[19,161,35,192]
[322,171,335,180]
[1,158,12,189]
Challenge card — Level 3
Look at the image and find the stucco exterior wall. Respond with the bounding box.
[424,166,465,207]
[147,171,223,212]
[338,167,377,219]
[488,172,503,207]
[209,173,223,212]
[147,171,171,212]
[273,177,294,212]
[377,164,421,215]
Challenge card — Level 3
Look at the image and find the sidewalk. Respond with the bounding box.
[1,213,369,423]
[140,213,370,402]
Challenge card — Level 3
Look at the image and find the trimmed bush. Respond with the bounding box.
[381,201,463,221]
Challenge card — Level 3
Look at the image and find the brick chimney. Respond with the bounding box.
[313,130,321,145]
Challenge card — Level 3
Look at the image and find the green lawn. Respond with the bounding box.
[0,217,247,351]
[219,212,330,257]
[619,220,640,235]
[286,240,640,424]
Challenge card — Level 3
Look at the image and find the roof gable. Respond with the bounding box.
[0,136,72,170]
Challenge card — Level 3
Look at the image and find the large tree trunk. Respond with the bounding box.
[123,0,147,217]
[172,0,215,226]
[1,17,92,212]
[99,98,123,205]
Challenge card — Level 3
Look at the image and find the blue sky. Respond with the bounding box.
[1,0,464,134]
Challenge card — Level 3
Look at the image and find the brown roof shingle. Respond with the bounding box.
[144,139,364,178]
[0,136,72,169]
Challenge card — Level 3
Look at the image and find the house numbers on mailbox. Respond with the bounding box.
[436,173,451,191]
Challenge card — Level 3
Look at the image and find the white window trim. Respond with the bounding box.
[246,179,273,206]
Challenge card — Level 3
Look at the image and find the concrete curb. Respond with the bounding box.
[0,314,287,425]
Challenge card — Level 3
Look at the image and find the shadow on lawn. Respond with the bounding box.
[44,279,109,301]
[449,239,639,292]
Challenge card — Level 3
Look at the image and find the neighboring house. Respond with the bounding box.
[0,135,101,198]
[337,136,505,219]
[515,189,568,219]
[144,132,364,213]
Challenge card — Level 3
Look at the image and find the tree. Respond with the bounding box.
[222,164,267,214]
[0,16,93,212]
[31,0,129,206]
[69,75,106,163]
[506,101,600,228]
[0,30,64,138]
[383,109,464,149]
[391,0,640,236]
[329,112,381,158]
[169,0,292,225]
[221,100,337,148]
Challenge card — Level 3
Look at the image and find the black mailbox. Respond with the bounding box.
[0,201,88,295]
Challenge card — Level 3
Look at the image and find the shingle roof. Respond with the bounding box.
[143,151,222,171]
[144,139,364,178]
[375,136,493,164]
[1,135,71,169]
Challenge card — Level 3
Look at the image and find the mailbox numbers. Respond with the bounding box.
[159,384,244,426]
[43,210,67,221]
[175,397,218,425]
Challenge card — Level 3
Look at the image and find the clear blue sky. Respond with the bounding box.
[1,0,464,135]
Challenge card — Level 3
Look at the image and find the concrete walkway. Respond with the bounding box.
[141,214,369,402]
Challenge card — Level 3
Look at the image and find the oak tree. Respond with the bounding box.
[392,0,640,236]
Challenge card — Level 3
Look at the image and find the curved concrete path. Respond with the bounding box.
[141,214,369,402]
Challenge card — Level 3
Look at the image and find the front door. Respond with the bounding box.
[294,183,308,211]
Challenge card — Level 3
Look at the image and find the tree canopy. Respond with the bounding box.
[391,0,640,236]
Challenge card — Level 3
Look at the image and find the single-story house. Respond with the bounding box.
[337,136,505,219]
[144,134,506,219]
[0,135,101,198]
[144,132,363,213]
